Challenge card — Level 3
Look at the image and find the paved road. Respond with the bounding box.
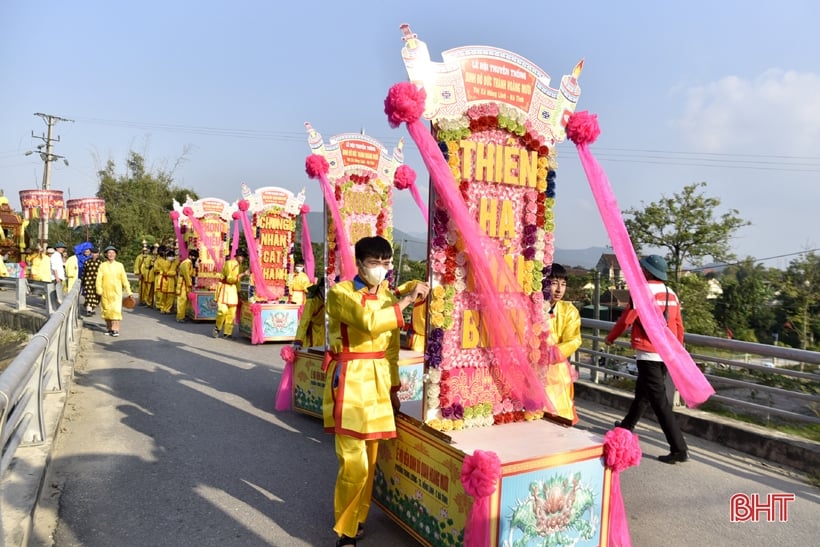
[28,306,820,546]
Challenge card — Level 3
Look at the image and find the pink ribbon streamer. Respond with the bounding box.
[300,206,316,281]
[461,449,501,547]
[170,211,189,260]
[275,345,297,411]
[402,117,550,412]
[604,427,642,547]
[250,302,265,344]
[573,143,714,407]
[188,291,199,316]
[406,183,428,223]
[184,209,225,275]
[236,202,277,302]
[316,172,356,281]
[230,213,242,260]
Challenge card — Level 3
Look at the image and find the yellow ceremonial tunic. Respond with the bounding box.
[214,258,242,335]
[545,300,582,424]
[175,258,195,321]
[139,254,156,305]
[322,276,405,539]
[294,296,325,348]
[288,271,311,306]
[0,260,8,278]
[322,278,404,438]
[159,258,179,313]
[152,256,167,309]
[396,280,426,352]
[95,260,131,321]
[64,255,79,291]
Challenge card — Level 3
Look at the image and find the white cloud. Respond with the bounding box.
[675,69,820,156]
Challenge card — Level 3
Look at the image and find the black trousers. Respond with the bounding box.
[621,359,688,453]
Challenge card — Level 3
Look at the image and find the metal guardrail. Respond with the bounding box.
[0,282,81,477]
[577,318,820,425]
[0,278,62,314]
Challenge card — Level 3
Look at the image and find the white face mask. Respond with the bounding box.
[295,267,303,273]
[362,265,388,286]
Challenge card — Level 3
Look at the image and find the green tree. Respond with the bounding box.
[95,152,198,266]
[676,274,719,336]
[714,258,777,343]
[778,252,820,350]
[624,182,749,282]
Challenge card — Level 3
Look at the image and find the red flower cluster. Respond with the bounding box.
[348,173,371,185]
[469,116,498,133]
[492,410,526,425]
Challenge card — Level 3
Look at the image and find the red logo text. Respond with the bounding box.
[730,493,795,522]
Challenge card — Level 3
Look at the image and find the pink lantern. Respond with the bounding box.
[19,189,67,220]
[67,198,107,227]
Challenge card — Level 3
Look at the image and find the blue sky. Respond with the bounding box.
[2,0,818,268]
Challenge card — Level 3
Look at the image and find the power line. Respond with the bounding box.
[688,248,820,271]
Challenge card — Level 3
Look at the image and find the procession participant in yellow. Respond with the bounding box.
[0,253,9,278]
[134,246,148,300]
[95,245,134,337]
[139,246,156,306]
[288,261,312,307]
[543,264,582,425]
[395,280,427,352]
[159,248,178,314]
[64,248,79,292]
[27,246,44,280]
[213,248,247,338]
[152,247,168,310]
[175,249,198,323]
[323,236,429,546]
[40,247,55,282]
[293,277,326,349]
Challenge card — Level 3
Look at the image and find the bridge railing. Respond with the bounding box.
[577,318,820,425]
[0,283,81,477]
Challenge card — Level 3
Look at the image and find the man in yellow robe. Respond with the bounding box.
[159,249,178,314]
[175,249,198,323]
[395,280,426,352]
[323,236,429,546]
[95,245,134,337]
[64,251,79,292]
[293,278,325,348]
[213,248,247,338]
[139,247,156,306]
[288,262,311,307]
[152,249,168,311]
[544,264,582,425]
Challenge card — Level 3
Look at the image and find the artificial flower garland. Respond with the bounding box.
[422,99,563,431]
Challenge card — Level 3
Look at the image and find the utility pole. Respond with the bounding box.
[26,112,73,247]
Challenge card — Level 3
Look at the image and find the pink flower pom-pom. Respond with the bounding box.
[250,302,261,314]
[604,427,642,472]
[566,111,601,146]
[305,154,329,179]
[182,206,194,217]
[232,211,241,220]
[301,204,310,214]
[280,345,296,363]
[460,449,502,498]
[238,199,250,212]
[384,82,426,128]
[169,211,180,221]
[393,164,416,191]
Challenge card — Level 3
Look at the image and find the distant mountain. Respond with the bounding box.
[553,247,609,270]
[304,213,607,267]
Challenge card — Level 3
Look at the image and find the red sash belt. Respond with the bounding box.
[322,350,386,372]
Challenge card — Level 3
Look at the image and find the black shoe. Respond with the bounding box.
[111,331,119,337]
[658,451,689,464]
[336,535,356,547]
[355,524,365,540]
[614,420,633,431]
